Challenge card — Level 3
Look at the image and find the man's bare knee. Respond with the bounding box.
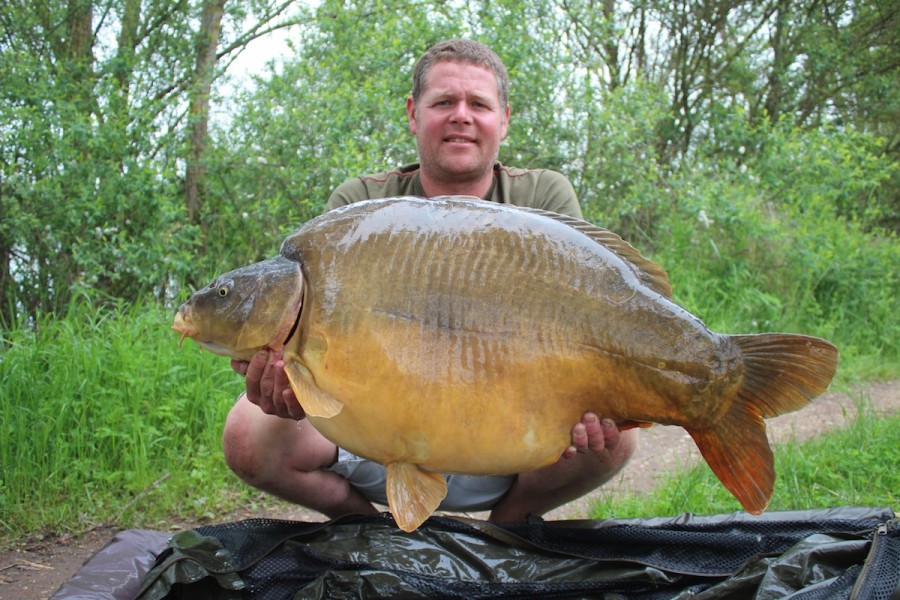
[222,396,341,492]
[222,409,271,485]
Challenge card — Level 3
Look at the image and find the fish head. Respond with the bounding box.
[172,255,304,360]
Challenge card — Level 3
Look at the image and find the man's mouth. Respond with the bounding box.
[445,135,475,144]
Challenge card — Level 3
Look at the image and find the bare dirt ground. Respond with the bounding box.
[1,379,897,599]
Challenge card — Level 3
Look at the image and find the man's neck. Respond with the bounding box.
[418,167,495,199]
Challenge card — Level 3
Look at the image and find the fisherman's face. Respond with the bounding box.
[407,60,509,188]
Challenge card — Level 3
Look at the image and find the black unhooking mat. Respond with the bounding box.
[130,507,899,600]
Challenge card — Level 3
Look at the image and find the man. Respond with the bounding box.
[223,39,637,523]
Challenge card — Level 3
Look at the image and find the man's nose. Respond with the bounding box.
[449,102,472,123]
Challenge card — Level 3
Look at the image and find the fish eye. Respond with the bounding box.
[218,286,229,297]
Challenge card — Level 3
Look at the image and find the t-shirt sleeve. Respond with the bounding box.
[326,178,369,211]
[535,170,583,219]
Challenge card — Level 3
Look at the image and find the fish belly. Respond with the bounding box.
[302,314,690,476]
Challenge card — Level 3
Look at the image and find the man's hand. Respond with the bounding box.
[562,412,618,459]
[231,350,304,420]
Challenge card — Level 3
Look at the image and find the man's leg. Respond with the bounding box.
[222,394,378,518]
[488,415,637,522]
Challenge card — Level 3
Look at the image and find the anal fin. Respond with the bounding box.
[282,359,344,418]
[688,403,773,515]
[386,463,448,533]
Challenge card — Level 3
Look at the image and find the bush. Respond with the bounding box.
[0,297,249,538]
[635,119,899,376]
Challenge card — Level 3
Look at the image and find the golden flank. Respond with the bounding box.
[173,197,838,532]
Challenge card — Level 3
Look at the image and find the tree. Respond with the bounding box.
[185,0,227,226]
[1,0,896,326]
[0,0,306,323]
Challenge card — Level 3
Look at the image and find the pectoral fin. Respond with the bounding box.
[386,463,448,533]
[282,359,343,418]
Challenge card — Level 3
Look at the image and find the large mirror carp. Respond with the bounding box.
[173,197,838,532]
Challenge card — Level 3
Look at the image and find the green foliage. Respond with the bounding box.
[591,408,900,518]
[0,0,209,322]
[0,0,312,322]
[0,298,250,538]
[650,120,899,372]
[573,80,672,243]
[3,0,898,319]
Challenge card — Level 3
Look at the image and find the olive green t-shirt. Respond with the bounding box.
[326,162,582,219]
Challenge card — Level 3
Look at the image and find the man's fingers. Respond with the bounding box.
[244,350,270,404]
[582,413,609,453]
[599,417,620,452]
[259,349,285,393]
[273,357,290,395]
[283,388,305,420]
[571,422,588,450]
[273,360,303,419]
[243,351,297,419]
[564,413,619,459]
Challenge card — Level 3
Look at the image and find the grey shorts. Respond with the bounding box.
[328,448,516,512]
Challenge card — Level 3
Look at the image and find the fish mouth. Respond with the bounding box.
[172,307,232,356]
[171,309,199,348]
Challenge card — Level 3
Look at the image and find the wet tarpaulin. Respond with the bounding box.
[124,507,898,600]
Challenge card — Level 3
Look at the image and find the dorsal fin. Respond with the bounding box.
[518,207,673,299]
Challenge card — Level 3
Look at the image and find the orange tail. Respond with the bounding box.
[688,333,838,514]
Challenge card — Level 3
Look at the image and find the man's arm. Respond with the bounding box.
[326,177,369,211]
[534,170,583,219]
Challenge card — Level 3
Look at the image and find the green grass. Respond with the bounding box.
[0,291,897,546]
[0,298,253,544]
[591,405,900,519]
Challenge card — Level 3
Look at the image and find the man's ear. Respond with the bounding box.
[406,96,417,135]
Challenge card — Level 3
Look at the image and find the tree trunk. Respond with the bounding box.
[114,0,141,94]
[763,0,789,123]
[185,0,227,225]
[0,171,11,328]
[602,0,621,89]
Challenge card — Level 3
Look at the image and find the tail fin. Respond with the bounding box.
[732,334,839,416]
[688,333,838,514]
